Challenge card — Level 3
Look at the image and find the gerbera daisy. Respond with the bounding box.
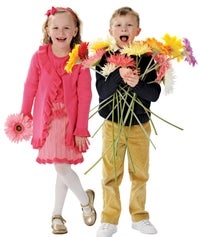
[162,66,176,94]
[100,63,118,78]
[121,41,152,56]
[154,54,171,82]
[182,38,197,66]
[78,42,89,60]
[4,113,33,143]
[146,37,169,55]
[162,34,184,62]
[82,49,106,68]
[89,38,114,52]
[107,54,136,68]
[65,44,80,73]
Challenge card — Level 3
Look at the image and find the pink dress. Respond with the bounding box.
[36,102,83,165]
[36,52,83,165]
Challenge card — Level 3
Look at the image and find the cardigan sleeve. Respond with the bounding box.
[63,64,92,148]
[20,52,40,116]
[75,66,92,136]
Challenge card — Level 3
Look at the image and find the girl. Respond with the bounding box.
[20,6,96,234]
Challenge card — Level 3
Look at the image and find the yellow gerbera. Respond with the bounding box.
[121,41,152,56]
[65,44,80,73]
[162,34,184,62]
[89,38,114,52]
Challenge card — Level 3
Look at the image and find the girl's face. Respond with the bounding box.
[109,14,141,48]
[47,12,78,52]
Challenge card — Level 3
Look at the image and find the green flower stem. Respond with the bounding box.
[84,140,113,175]
[135,97,184,131]
[84,156,102,175]
[118,87,156,148]
[86,83,183,175]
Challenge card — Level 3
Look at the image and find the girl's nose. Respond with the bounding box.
[58,29,65,35]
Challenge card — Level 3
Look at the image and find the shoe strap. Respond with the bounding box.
[81,189,94,209]
[81,203,91,208]
[52,215,66,223]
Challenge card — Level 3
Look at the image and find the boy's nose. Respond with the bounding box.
[121,26,128,31]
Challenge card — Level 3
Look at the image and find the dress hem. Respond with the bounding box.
[36,157,83,165]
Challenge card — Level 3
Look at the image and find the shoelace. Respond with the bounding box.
[141,220,151,226]
[102,223,113,229]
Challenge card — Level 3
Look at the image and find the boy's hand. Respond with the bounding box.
[119,67,139,87]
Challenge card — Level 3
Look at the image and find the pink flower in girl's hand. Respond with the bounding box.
[4,113,33,143]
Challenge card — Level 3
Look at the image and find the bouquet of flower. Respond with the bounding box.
[64,33,197,173]
[4,113,33,143]
[65,33,197,93]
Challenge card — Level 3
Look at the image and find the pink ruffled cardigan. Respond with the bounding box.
[20,44,92,150]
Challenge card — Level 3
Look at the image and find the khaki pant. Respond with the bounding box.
[101,120,151,224]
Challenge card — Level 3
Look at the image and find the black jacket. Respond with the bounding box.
[95,51,161,126]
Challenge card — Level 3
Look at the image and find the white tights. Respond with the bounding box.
[52,163,89,216]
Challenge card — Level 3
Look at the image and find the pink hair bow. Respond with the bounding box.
[45,6,78,20]
[45,6,57,16]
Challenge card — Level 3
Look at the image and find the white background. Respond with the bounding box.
[0,0,200,236]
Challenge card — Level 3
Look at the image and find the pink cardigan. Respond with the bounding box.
[21,44,92,151]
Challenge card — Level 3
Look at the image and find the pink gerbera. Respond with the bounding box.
[4,113,33,143]
[154,54,171,82]
[107,54,136,68]
[82,49,106,68]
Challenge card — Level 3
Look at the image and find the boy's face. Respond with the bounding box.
[109,14,141,48]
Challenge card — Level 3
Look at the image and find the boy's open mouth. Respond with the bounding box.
[120,35,129,42]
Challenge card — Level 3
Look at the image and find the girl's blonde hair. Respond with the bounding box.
[41,7,82,49]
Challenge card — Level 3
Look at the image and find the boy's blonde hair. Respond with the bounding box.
[110,7,140,27]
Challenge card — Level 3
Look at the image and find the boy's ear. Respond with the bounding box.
[136,27,141,36]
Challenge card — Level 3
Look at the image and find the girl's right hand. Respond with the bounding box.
[75,136,90,152]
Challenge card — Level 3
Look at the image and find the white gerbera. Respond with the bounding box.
[100,63,118,79]
[163,66,176,94]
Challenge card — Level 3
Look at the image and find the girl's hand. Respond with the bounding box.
[75,136,90,152]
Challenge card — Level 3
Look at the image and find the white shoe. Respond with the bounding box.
[96,223,117,237]
[132,219,157,234]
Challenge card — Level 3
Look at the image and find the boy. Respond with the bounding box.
[95,7,161,237]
